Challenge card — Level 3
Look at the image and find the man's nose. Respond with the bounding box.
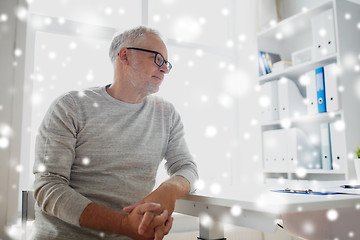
[160,63,169,74]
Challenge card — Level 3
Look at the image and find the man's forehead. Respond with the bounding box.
[139,33,168,56]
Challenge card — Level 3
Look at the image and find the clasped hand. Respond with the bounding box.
[123,202,173,240]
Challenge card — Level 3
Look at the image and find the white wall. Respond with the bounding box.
[0,0,27,237]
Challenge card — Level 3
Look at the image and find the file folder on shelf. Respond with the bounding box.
[262,128,320,172]
[305,63,339,115]
[315,67,327,113]
[287,128,320,171]
[322,9,337,55]
[259,80,279,123]
[329,122,347,171]
[311,8,337,60]
[278,77,307,120]
[320,123,333,170]
[262,129,287,171]
[304,70,318,115]
[324,63,340,112]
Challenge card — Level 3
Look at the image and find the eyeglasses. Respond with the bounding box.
[126,47,172,73]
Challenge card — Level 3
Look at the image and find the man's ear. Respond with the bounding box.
[118,47,129,64]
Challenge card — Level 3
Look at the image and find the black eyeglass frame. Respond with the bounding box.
[123,47,172,72]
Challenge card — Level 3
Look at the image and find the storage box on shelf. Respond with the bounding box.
[257,0,360,184]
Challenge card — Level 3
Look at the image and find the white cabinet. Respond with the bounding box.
[257,0,360,183]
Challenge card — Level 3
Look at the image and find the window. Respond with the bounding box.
[19,1,143,207]
[20,24,116,193]
[19,0,253,211]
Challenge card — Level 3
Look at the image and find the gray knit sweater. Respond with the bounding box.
[32,85,198,239]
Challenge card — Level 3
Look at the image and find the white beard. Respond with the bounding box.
[128,61,160,96]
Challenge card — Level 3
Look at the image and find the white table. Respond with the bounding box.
[174,189,360,240]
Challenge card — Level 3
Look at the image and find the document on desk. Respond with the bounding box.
[271,188,338,195]
[328,186,360,195]
[272,186,360,195]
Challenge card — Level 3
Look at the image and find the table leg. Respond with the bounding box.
[197,220,226,240]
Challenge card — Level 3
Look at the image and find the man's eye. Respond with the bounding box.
[156,56,163,63]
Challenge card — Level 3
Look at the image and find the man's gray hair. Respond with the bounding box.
[109,25,160,65]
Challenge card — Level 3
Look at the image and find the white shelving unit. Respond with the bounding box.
[257,0,360,183]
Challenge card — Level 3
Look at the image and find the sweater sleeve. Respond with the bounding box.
[33,93,92,227]
[164,105,199,193]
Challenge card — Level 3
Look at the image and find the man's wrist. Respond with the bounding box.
[117,213,128,236]
[79,202,127,236]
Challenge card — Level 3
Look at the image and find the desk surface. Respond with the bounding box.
[175,189,360,236]
[181,189,360,214]
[174,187,360,233]
[183,189,360,214]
